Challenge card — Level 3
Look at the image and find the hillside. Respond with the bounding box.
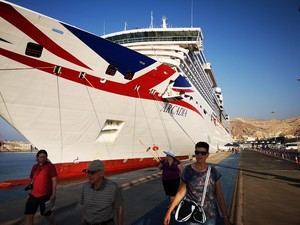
[230,116,300,140]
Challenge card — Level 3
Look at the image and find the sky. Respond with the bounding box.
[1,0,300,140]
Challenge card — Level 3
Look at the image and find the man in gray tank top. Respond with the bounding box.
[79,160,124,225]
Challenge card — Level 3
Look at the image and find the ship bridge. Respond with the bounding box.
[102,28,202,51]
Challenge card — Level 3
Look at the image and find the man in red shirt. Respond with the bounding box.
[24,149,57,225]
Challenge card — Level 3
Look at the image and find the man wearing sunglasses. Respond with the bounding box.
[79,160,124,225]
[164,142,230,225]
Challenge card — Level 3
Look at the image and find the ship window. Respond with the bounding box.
[79,72,86,79]
[124,71,135,80]
[105,64,117,76]
[25,42,43,58]
[53,65,62,75]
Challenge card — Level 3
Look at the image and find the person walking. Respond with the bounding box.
[24,149,57,225]
[163,142,230,225]
[79,159,124,225]
[158,150,183,205]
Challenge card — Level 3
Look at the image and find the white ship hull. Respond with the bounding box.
[0,1,232,181]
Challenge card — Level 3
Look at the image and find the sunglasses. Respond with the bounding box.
[86,170,99,175]
[194,151,208,156]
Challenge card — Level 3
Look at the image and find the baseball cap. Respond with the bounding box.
[83,159,104,172]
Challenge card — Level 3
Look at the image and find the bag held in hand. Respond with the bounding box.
[175,197,206,223]
[175,166,211,223]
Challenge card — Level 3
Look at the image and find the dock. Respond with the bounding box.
[234,149,300,225]
[1,149,299,225]
[0,152,234,225]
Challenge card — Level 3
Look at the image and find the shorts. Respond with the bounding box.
[162,178,180,196]
[24,194,52,216]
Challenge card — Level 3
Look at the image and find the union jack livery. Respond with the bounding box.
[0,1,232,180]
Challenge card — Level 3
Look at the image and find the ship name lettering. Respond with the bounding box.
[161,103,187,117]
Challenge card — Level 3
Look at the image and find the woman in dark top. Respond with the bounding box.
[158,150,183,204]
[163,142,230,225]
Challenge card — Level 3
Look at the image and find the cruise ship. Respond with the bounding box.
[0,1,232,182]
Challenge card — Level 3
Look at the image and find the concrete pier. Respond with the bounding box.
[235,149,300,225]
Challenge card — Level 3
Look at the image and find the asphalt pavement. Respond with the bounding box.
[236,149,300,225]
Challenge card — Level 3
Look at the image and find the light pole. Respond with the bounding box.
[270,111,276,148]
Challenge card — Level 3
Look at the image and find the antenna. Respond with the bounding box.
[162,16,167,28]
[124,21,127,31]
[150,11,154,28]
[191,0,194,27]
[103,21,106,35]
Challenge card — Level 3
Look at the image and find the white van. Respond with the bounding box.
[285,142,299,150]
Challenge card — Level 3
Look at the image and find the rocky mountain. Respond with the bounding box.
[230,116,300,140]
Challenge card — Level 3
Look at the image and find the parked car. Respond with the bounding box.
[285,142,299,150]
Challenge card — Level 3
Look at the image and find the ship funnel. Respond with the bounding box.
[162,16,167,28]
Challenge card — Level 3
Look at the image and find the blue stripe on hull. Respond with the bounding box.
[62,23,156,75]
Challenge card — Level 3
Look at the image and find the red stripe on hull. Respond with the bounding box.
[0,48,203,117]
[0,156,188,189]
[0,2,91,69]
